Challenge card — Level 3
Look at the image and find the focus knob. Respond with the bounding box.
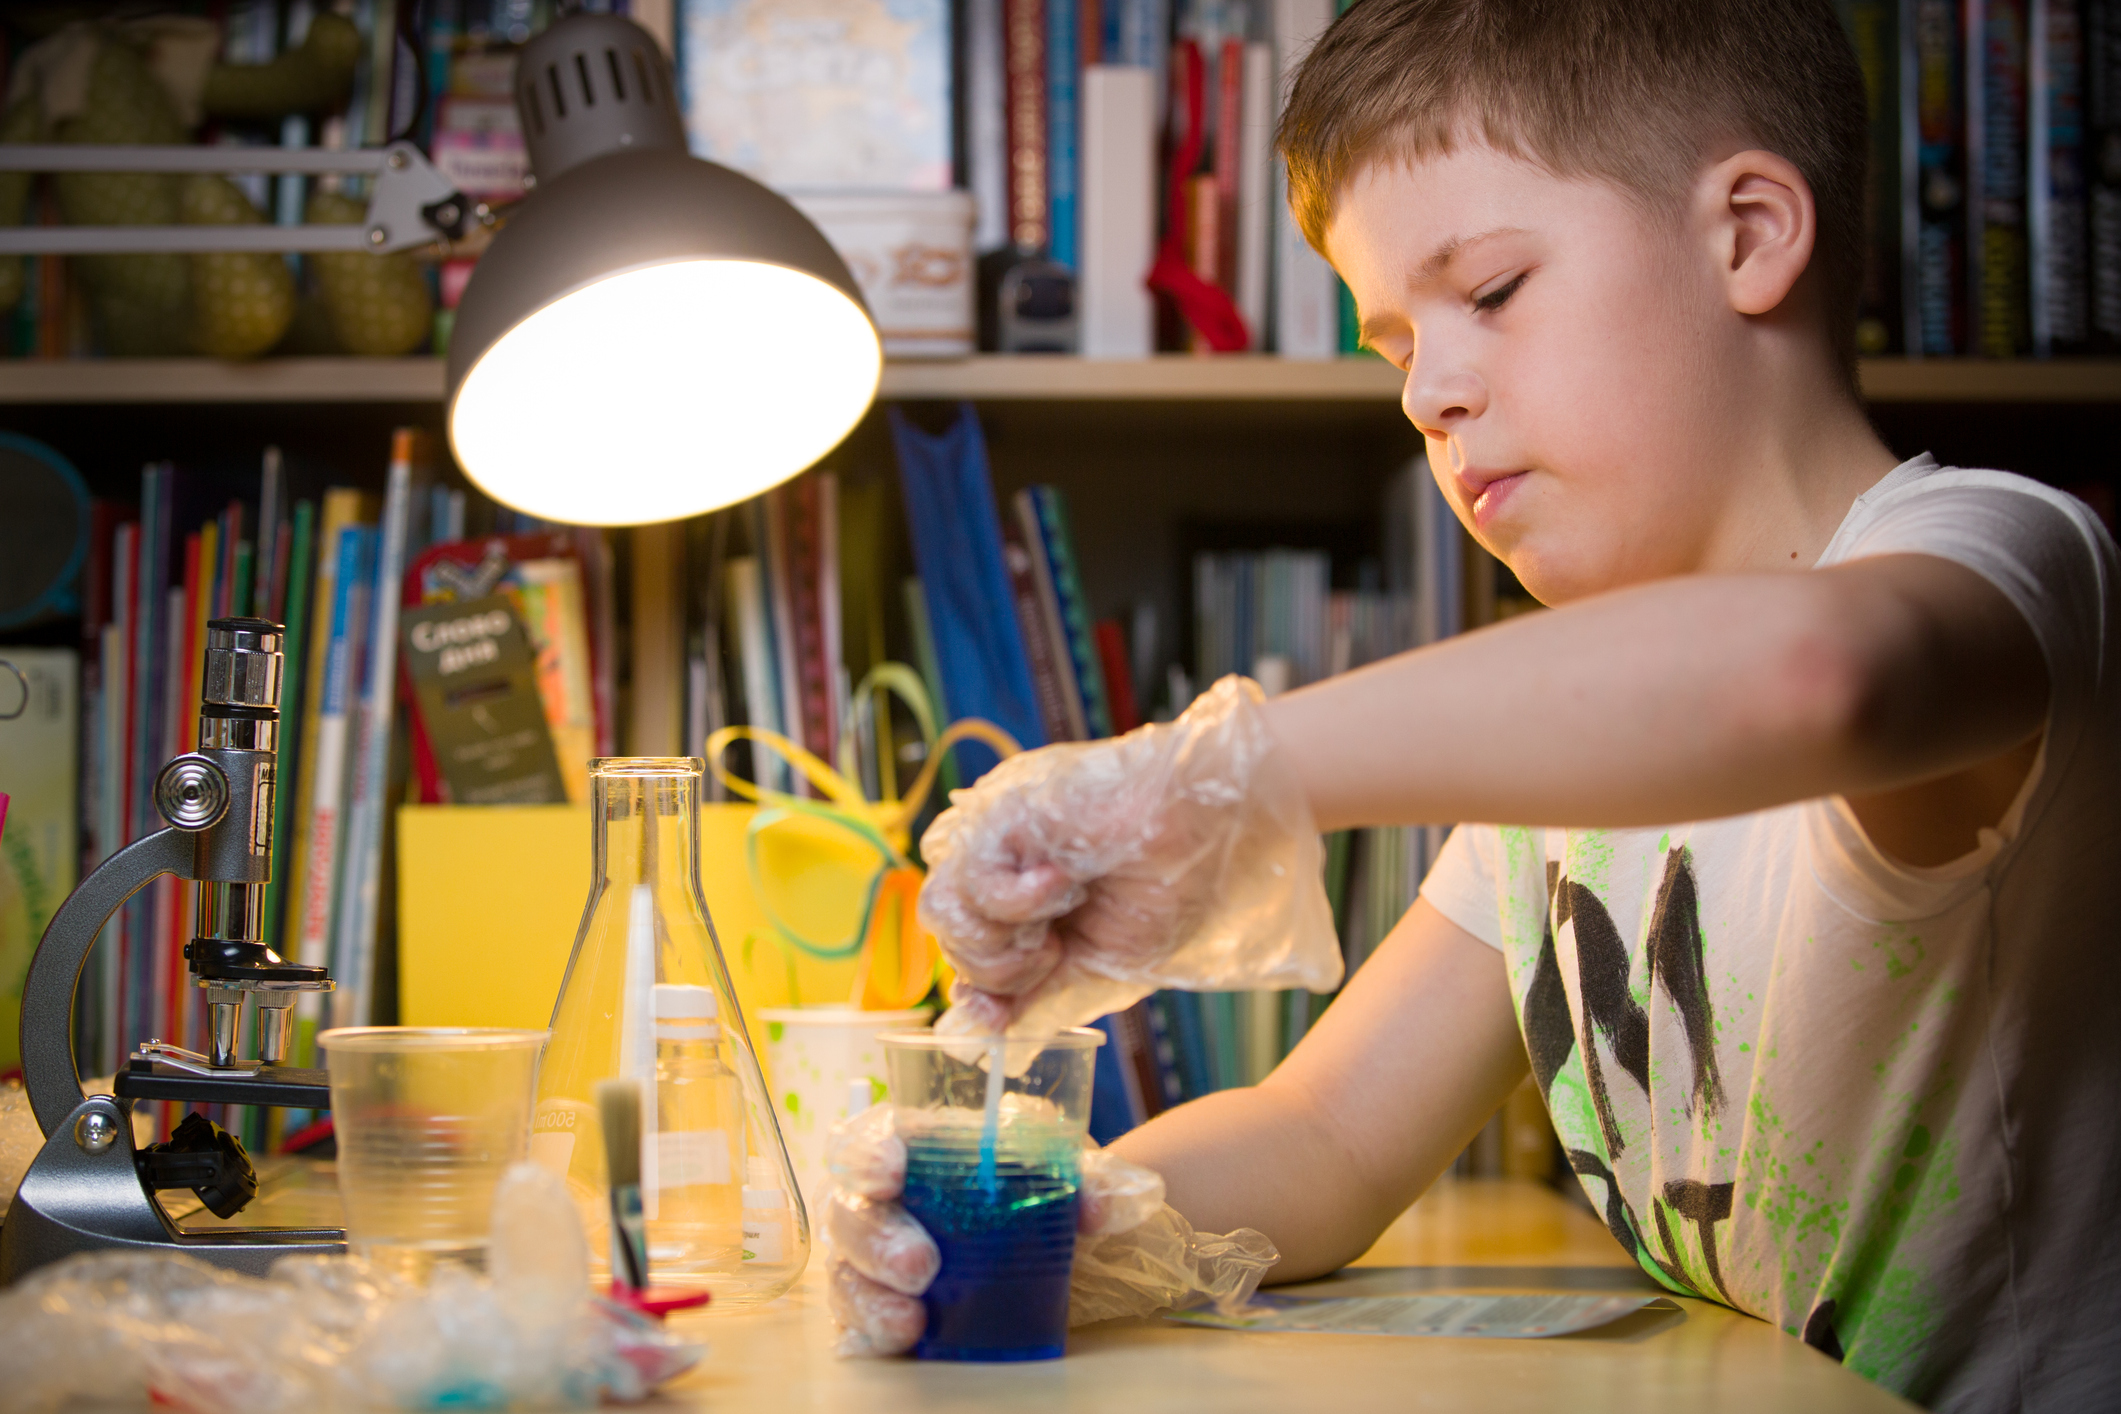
[156,755,230,831]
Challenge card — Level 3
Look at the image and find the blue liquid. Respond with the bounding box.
[899,1132,1081,1361]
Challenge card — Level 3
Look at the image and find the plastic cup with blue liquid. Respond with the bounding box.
[880,1028,1105,1362]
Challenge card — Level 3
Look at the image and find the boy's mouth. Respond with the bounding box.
[1460,469,1528,529]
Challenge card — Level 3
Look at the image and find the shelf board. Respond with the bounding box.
[0,354,2116,404]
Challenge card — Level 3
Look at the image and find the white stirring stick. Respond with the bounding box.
[979,1035,1004,1196]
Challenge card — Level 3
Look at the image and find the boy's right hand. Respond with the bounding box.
[916,676,1344,1039]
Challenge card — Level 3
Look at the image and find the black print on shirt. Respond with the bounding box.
[1524,863,1576,1095]
[1647,846,1724,1117]
[1568,880,1651,1158]
[1534,846,1742,1306]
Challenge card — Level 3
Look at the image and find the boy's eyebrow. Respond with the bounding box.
[1354,226,1533,347]
[1410,226,1529,289]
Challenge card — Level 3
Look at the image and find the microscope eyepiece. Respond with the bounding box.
[202,617,284,715]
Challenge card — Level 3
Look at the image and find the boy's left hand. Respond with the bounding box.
[820,1104,1265,1356]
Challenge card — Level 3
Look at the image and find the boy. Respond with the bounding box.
[828,1,2120,1407]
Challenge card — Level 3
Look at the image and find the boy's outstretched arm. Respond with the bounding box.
[1269,555,2047,862]
[1111,898,1527,1282]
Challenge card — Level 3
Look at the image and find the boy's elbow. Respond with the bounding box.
[1756,591,1891,763]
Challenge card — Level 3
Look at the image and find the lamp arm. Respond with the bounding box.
[0,142,479,256]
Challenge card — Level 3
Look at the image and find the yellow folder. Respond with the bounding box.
[395,802,878,1057]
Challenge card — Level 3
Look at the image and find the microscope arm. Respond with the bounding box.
[19,827,194,1138]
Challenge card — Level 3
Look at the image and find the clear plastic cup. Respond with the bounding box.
[320,1026,548,1281]
[881,1029,1105,1362]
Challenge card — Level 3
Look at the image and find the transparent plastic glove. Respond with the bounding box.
[919,675,1341,1040]
[821,1105,1270,1357]
[1069,1203,1280,1327]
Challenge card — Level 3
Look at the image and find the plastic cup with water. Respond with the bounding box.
[880,1028,1104,1362]
[320,1026,547,1281]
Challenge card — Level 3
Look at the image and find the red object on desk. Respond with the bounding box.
[608,1284,713,1319]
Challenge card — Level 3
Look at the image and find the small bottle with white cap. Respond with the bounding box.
[650,982,742,1273]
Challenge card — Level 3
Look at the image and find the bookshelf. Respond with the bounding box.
[3,355,2120,405]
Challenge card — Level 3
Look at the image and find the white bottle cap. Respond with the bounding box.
[743,1155,786,1207]
[653,983,720,1039]
[653,983,717,1019]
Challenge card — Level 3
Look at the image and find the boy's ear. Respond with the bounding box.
[1705,149,1817,318]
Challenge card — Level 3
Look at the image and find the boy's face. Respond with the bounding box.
[1328,142,1745,605]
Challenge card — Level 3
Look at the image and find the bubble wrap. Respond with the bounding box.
[0,1163,701,1412]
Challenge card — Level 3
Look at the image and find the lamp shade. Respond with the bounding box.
[445,15,881,526]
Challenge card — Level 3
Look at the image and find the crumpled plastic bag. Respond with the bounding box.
[920,675,1342,1040]
[1069,1203,1279,1327]
[0,1162,702,1412]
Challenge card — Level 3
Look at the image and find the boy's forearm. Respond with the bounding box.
[1108,1084,1400,1282]
[1110,904,1529,1283]
[1265,555,2047,832]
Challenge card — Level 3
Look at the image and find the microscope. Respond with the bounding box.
[1,617,347,1282]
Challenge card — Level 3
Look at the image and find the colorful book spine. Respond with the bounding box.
[332,433,419,1028]
[295,524,375,1037]
[1026,486,1114,737]
[783,475,839,770]
[1908,0,1970,353]
[1969,0,2034,355]
[2090,0,2121,344]
[1006,0,1051,253]
[726,556,783,787]
[1213,37,1244,299]
[260,499,316,955]
[1094,618,1141,732]
[1271,0,1339,356]
[1049,0,1081,267]
[2032,0,2092,352]
[1839,0,1905,352]
[1001,514,1083,743]
[969,0,1010,252]
[1080,64,1159,357]
[1235,41,1273,347]
[283,489,368,1055]
[1012,489,1090,739]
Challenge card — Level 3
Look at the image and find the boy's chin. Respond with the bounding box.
[1499,547,1618,607]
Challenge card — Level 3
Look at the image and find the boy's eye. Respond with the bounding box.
[1473,273,1528,313]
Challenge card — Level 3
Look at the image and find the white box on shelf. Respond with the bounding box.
[789,191,977,358]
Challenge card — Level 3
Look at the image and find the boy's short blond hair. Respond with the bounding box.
[1279,0,1870,373]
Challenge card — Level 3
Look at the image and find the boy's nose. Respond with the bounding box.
[1402,354,1488,435]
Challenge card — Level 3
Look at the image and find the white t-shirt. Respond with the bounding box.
[1420,455,2120,1413]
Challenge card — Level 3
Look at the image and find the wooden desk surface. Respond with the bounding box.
[655,1179,1915,1414]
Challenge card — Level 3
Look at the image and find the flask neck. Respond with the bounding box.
[590,763,702,892]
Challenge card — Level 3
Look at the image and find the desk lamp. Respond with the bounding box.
[445,13,882,526]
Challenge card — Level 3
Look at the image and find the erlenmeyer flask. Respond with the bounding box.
[534,757,809,1306]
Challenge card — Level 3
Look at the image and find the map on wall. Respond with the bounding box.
[677,0,951,192]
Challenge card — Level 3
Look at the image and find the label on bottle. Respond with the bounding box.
[529,1131,575,1176]
[655,1129,734,1187]
[743,1212,786,1264]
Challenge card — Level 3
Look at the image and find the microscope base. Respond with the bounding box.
[0,1095,345,1286]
